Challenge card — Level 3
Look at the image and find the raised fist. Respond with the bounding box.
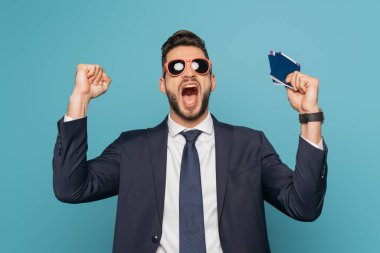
[73,64,112,100]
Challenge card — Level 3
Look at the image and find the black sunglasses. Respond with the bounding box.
[163,58,212,77]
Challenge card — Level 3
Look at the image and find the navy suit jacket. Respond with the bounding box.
[53,114,328,253]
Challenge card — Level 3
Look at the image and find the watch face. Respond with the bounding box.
[299,114,309,123]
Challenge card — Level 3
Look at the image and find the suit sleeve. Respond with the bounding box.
[52,116,123,203]
[260,131,328,221]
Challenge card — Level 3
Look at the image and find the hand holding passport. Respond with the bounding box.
[268,51,301,89]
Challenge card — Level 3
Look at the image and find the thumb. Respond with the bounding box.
[285,86,296,100]
[102,72,112,84]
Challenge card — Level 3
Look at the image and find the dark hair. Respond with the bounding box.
[161,30,209,67]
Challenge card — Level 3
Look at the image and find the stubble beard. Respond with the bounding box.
[166,86,211,121]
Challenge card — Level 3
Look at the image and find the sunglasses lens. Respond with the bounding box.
[168,60,185,75]
[166,59,210,76]
[192,59,209,74]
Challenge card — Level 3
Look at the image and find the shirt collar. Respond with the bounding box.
[167,112,213,137]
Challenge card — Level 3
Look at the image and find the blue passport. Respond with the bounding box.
[268,51,301,89]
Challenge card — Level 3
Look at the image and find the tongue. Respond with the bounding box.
[183,94,197,106]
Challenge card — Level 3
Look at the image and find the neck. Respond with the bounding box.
[169,109,209,128]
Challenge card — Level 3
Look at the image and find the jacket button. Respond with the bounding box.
[151,235,159,243]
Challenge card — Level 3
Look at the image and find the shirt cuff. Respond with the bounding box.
[300,135,324,150]
[63,113,85,122]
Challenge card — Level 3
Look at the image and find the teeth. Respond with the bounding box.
[183,84,197,89]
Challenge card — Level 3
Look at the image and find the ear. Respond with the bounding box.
[159,77,166,94]
[211,74,216,92]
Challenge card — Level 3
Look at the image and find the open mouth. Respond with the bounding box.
[181,84,199,107]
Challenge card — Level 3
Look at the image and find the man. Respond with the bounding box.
[53,30,328,253]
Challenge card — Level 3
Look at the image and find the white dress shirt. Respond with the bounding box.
[63,112,323,253]
[156,112,222,253]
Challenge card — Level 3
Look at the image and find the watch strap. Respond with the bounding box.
[299,110,324,124]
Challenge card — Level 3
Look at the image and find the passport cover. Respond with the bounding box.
[269,51,301,89]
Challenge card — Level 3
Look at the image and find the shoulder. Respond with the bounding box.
[118,117,168,144]
[215,119,264,141]
[120,129,148,140]
[214,119,269,159]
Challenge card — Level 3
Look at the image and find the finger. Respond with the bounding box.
[102,72,112,84]
[93,65,102,85]
[102,79,111,92]
[285,85,297,101]
[100,72,111,93]
[286,73,293,83]
[291,71,299,91]
[295,71,305,94]
[87,65,97,78]
[94,66,103,84]
[285,85,293,95]
[295,72,305,94]
[88,65,99,83]
[299,76,308,94]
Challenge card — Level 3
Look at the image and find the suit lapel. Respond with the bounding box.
[147,115,233,226]
[212,114,232,224]
[147,117,168,227]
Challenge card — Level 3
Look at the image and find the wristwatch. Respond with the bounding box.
[299,108,324,124]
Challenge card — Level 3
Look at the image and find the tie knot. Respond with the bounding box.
[181,129,202,143]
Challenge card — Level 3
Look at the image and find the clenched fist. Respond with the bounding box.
[285,71,322,144]
[66,64,112,119]
[285,71,319,114]
[73,64,112,100]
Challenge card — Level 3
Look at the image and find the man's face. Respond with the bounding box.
[159,46,216,123]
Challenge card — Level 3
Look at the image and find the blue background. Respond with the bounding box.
[1,0,379,252]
